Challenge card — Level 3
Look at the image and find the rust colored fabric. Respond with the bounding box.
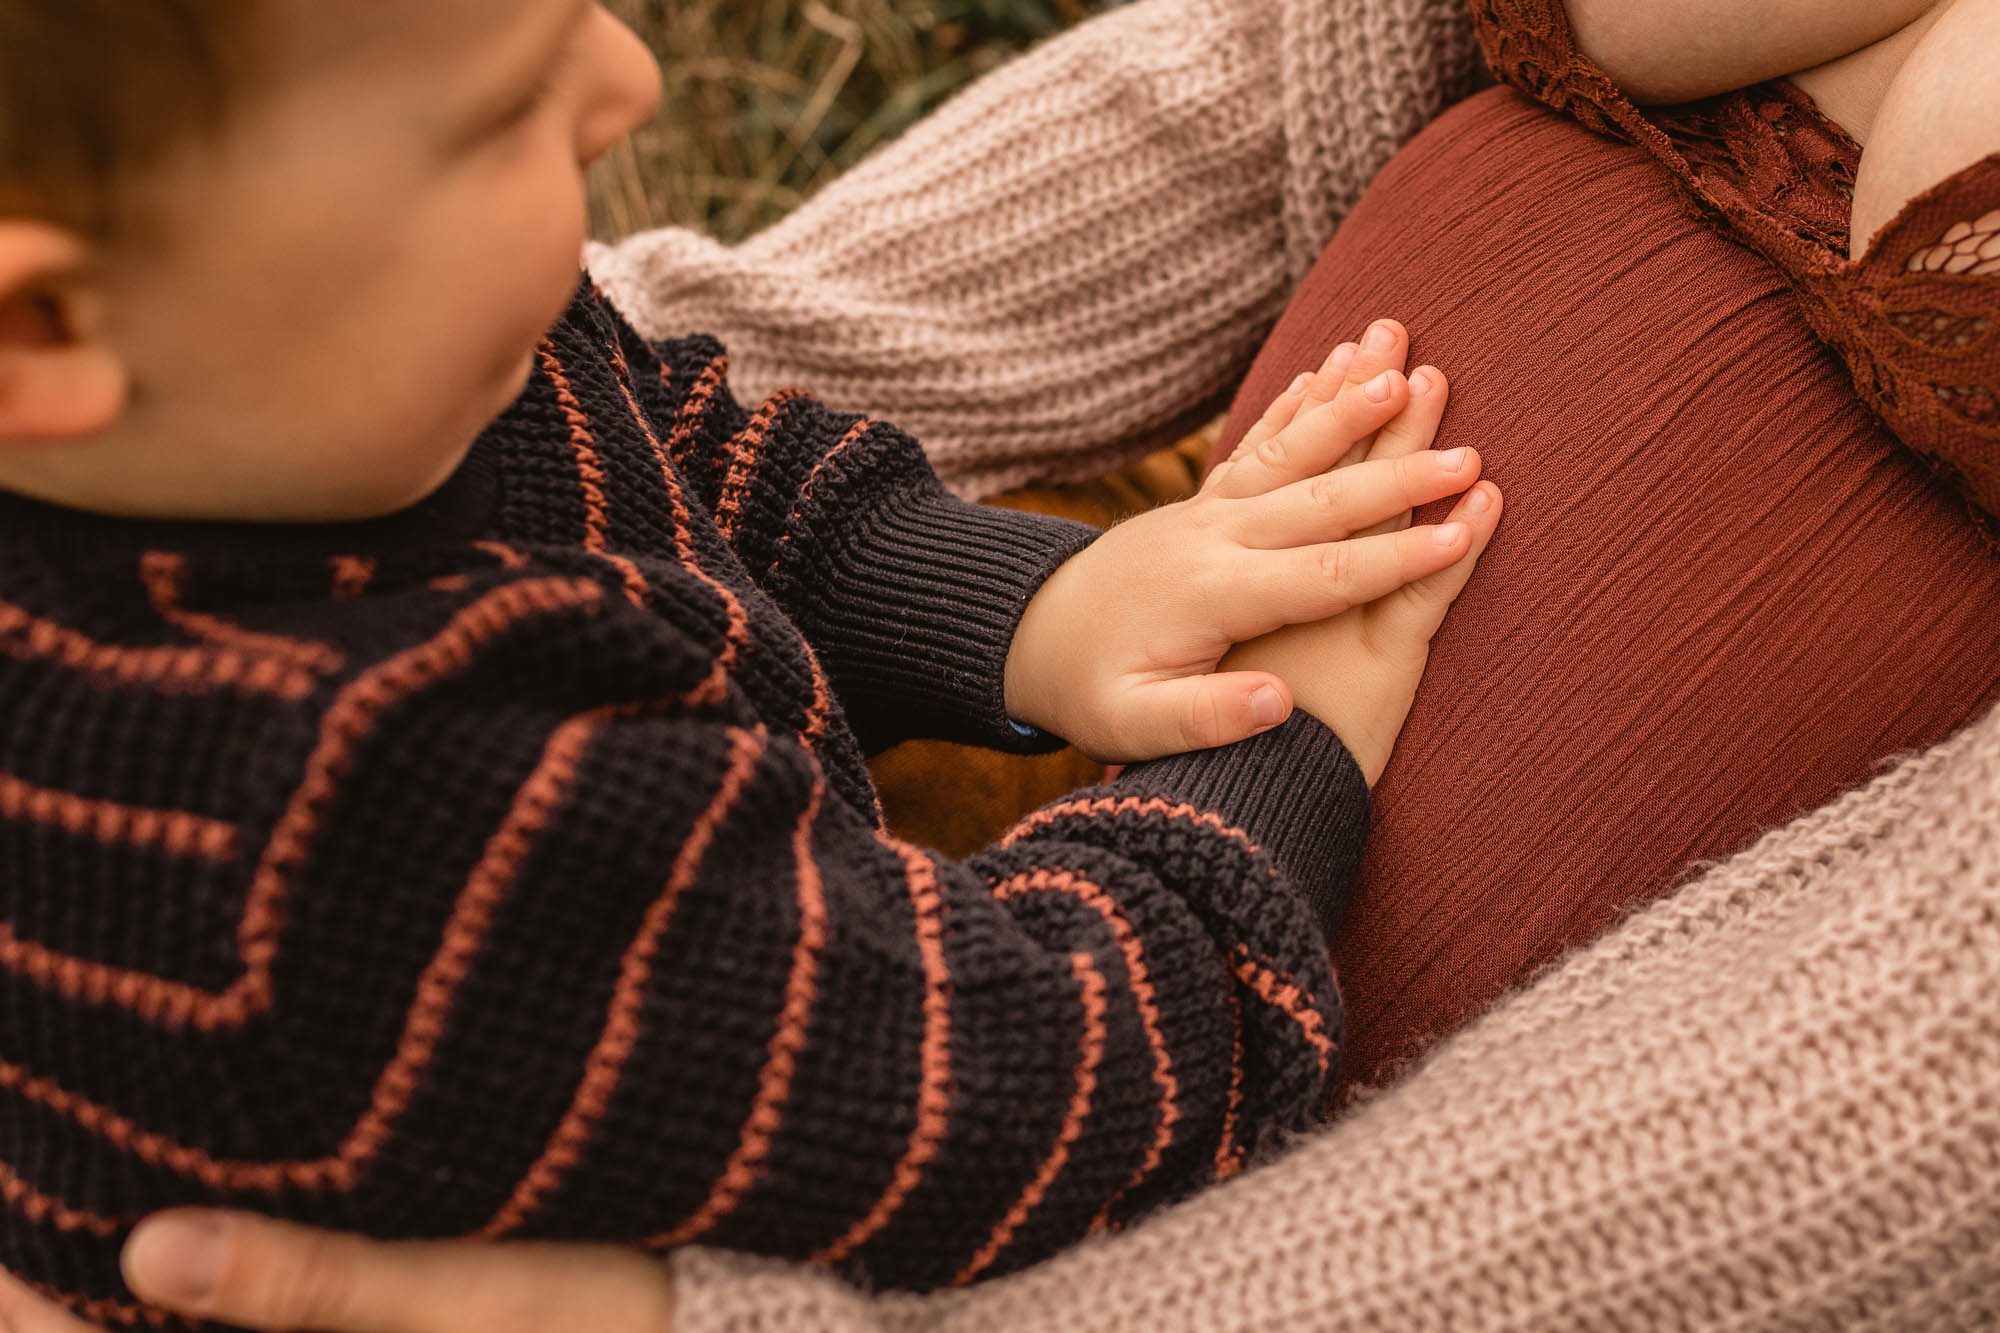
[1218,87,2000,1091]
[1471,0,2000,544]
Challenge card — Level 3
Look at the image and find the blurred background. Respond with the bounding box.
[592,0,1124,242]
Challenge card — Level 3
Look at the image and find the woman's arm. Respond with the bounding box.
[589,0,1479,499]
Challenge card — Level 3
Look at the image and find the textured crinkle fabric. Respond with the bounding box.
[1469,0,2000,543]
[589,0,1483,499]
[1213,84,2000,1094]
[672,691,2000,1329]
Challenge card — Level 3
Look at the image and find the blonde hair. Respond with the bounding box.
[0,1,247,230]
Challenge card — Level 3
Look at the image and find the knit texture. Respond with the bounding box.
[671,692,2000,1330]
[0,284,1371,1327]
[587,0,1484,499]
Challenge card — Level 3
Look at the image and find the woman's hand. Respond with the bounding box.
[1004,320,1482,762]
[0,1211,675,1333]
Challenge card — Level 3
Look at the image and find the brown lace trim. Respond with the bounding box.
[1467,0,2000,547]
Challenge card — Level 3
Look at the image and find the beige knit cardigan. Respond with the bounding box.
[591,1,2000,1326]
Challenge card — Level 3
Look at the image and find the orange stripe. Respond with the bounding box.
[331,555,376,602]
[616,348,750,708]
[539,342,649,609]
[0,579,605,1036]
[1231,948,1336,1076]
[767,418,875,580]
[475,541,530,569]
[1214,987,1245,1182]
[1003,797,1264,862]
[952,953,1107,1285]
[813,838,952,1264]
[0,596,319,701]
[481,726,769,1236]
[651,777,827,1248]
[0,1156,127,1236]
[992,870,1179,1224]
[140,553,345,675]
[25,1279,171,1329]
[662,354,728,468]
[0,770,237,861]
[796,639,835,752]
[713,390,805,541]
[0,704,605,1198]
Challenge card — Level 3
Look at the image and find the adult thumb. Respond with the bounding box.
[123,1210,675,1333]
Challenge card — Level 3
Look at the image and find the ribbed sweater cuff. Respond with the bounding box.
[808,480,1098,751]
[1119,713,1370,935]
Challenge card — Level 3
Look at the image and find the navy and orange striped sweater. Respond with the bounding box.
[0,283,1368,1326]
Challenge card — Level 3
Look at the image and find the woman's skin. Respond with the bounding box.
[0,1211,676,1333]
[5,3,1995,1331]
[1565,0,2000,257]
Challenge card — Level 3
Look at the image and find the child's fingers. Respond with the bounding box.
[1210,343,1357,490]
[1320,319,1410,469]
[1213,320,1410,498]
[1353,365,1450,538]
[1107,672,1296,759]
[1221,522,1475,641]
[1209,368,1412,500]
[1375,482,1504,644]
[1231,445,1479,549]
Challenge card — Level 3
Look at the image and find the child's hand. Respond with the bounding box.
[1004,323,1483,762]
[1222,331,1504,785]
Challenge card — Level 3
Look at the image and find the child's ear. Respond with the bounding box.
[0,221,128,445]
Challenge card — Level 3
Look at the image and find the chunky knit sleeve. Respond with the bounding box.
[631,329,1095,756]
[0,562,1363,1320]
[668,698,2000,1332]
[588,0,1481,500]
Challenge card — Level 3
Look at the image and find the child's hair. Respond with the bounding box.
[0,0,248,231]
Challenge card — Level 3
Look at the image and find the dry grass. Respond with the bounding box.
[591,0,1118,241]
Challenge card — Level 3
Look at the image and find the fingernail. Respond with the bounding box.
[125,1215,227,1310]
[1440,447,1471,473]
[1410,369,1432,397]
[1326,343,1356,376]
[1435,522,1469,548]
[1466,486,1492,514]
[1250,685,1287,727]
[1364,371,1396,402]
[1363,321,1397,353]
[1288,372,1311,394]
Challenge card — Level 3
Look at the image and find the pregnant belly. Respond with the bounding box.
[1220,87,2000,1091]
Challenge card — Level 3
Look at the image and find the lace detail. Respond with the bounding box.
[1906,209,2000,276]
[1467,0,2000,547]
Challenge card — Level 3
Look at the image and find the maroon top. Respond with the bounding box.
[1471,0,2000,542]
[1220,86,2000,1092]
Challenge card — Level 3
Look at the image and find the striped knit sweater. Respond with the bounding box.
[0,282,1370,1328]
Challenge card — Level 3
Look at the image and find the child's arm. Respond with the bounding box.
[644,318,1476,763]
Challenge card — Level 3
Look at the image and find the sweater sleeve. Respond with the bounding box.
[245,602,1366,1293]
[588,0,1482,500]
[634,329,1096,755]
[664,700,2000,1331]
